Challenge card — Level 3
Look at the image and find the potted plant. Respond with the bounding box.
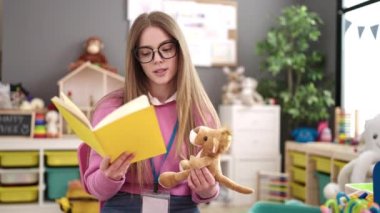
[256,5,335,134]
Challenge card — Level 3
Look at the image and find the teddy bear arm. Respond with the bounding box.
[337,159,356,191]
[189,156,213,169]
[180,159,190,170]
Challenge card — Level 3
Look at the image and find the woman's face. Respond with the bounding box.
[137,26,178,91]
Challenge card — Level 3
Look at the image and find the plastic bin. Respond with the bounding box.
[315,172,330,204]
[333,160,347,174]
[290,182,305,200]
[312,156,331,173]
[0,151,39,168]
[0,185,38,203]
[291,166,306,183]
[289,152,306,168]
[45,151,78,167]
[46,167,80,200]
[0,168,39,185]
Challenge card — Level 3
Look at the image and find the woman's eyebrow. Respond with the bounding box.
[138,39,173,48]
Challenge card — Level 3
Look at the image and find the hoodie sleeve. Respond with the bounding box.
[82,89,126,201]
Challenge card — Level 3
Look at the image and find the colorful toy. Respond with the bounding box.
[318,120,332,142]
[158,126,254,194]
[325,114,380,199]
[291,127,318,143]
[69,36,117,73]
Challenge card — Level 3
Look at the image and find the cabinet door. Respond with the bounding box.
[231,107,278,131]
[231,157,281,205]
[232,130,278,157]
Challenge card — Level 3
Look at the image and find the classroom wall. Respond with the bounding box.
[1,0,335,108]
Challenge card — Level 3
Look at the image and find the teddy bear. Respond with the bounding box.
[324,114,380,199]
[0,82,12,109]
[158,126,254,194]
[240,77,264,106]
[45,110,60,138]
[221,66,244,105]
[69,36,117,73]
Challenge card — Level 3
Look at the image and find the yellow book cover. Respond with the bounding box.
[51,92,166,163]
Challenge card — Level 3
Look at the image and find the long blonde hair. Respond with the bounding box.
[124,11,220,185]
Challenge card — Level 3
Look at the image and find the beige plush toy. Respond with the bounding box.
[222,66,244,105]
[158,126,254,194]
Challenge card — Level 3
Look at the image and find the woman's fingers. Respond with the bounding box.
[100,152,135,180]
[100,156,111,171]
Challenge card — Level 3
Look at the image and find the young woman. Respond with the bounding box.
[82,11,221,213]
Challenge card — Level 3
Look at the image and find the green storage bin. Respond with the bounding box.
[46,167,80,200]
[315,172,330,204]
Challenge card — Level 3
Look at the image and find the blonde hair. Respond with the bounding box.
[124,11,220,186]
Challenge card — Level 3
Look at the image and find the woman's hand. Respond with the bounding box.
[188,167,218,199]
[100,152,135,181]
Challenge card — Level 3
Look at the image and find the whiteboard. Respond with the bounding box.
[127,0,237,67]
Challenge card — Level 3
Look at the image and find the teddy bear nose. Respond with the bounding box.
[373,134,378,139]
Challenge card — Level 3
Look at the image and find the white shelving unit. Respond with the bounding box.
[0,135,81,213]
[219,105,281,205]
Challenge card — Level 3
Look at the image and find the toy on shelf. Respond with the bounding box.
[324,114,380,199]
[222,66,244,105]
[58,62,124,135]
[69,36,117,73]
[334,107,359,145]
[0,82,12,109]
[221,66,264,106]
[46,110,60,138]
[256,171,289,203]
[240,76,264,106]
[158,126,254,194]
[34,112,47,138]
[317,121,332,142]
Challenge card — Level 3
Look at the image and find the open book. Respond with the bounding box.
[51,92,166,163]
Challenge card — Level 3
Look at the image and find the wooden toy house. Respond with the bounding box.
[57,62,124,134]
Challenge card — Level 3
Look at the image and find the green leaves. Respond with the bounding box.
[255,5,334,128]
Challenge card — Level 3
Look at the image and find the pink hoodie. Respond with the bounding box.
[82,89,219,203]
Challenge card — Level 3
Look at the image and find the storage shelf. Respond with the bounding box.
[285,141,359,205]
[0,135,81,212]
[0,135,81,150]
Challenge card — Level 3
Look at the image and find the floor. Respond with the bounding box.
[199,203,251,213]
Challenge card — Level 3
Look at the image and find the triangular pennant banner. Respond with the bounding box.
[345,19,352,32]
[371,24,379,39]
[358,26,365,38]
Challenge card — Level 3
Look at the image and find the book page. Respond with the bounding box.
[51,93,92,128]
[94,95,150,130]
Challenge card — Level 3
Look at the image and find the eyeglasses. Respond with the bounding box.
[134,41,178,64]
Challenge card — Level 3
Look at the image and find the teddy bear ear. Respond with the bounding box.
[223,66,231,74]
[236,66,245,74]
[212,138,219,153]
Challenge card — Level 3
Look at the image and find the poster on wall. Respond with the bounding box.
[127,0,237,67]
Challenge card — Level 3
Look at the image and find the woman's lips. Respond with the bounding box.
[154,68,167,76]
